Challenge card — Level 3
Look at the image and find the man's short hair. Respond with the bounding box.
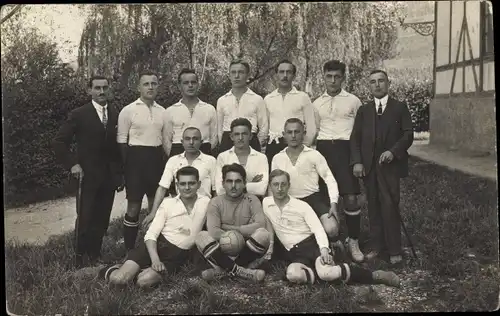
[138,71,159,82]
[275,59,297,75]
[284,117,305,130]
[87,75,108,88]
[176,166,200,181]
[177,68,198,83]
[369,69,389,80]
[269,169,291,183]
[323,60,346,75]
[182,126,201,137]
[230,117,253,132]
[222,163,247,182]
[229,59,250,74]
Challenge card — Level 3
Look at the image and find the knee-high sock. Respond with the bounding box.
[344,208,361,240]
[235,237,267,267]
[200,241,237,272]
[339,263,374,284]
[123,214,140,250]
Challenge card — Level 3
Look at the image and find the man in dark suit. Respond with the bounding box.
[54,75,124,268]
[349,69,413,265]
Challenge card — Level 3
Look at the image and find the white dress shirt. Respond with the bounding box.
[374,94,389,114]
[163,99,217,147]
[158,152,216,198]
[117,98,165,146]
[264,87,316,145]
[144,195,209,250]
[262,196,329,251]
[271,146,339,204]
[215,147,269,196]
[313,89,362,140]
[92,100,108,122]
[216,88,268,145]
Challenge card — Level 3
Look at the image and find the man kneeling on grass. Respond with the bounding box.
[98,166,209,287]
[263,169,400,287]
[195,163,272,283]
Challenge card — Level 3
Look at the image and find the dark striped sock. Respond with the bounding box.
[234,238,266,267]
[123,214,139,250]
[202,243,236,272]
[98,264,121,281]
[344,210,361,239]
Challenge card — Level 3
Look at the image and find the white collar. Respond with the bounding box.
[135,98,160,108]
[270,87,299,97]
[92,100,107,110]
[279,144,313,154]
[228,146,259,156]
[225,88,256,97]
[320,89,349,98]
[175,98,204,107]
[374,94,389,106]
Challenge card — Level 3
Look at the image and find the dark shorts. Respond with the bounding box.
[126,234,191,270]
[265,137,287,168]
[125,145,165,202]
[316,140,360,195]
[273,234,320,268]
[299,192,330,217]
[219,131,261,154]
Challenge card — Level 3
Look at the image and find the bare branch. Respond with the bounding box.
[1,5,23,25]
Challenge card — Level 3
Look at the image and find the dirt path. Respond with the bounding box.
[4,192,148,245]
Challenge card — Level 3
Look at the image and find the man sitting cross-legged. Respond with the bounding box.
[263,169,400,287]
[98,166,209,288]
[195,163,272,283]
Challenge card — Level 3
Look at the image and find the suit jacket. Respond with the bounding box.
[53,102,122,186]
[349,96,414,178]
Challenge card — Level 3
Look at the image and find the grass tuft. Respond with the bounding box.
[5,157,499,314]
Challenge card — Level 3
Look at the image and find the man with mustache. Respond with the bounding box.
[313,60,364,263]
[117,71,167,252]
[215,118,269,199]
[216,59,268,153]
[195,163,272,282]
[98,166,209,288]
[142,127,216,228]
[53,75,124,268]
[263,168,400,287]
[264,59,317,168]
[350,69,413,265]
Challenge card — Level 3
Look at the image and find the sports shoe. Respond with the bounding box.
[373,270,401,288]
[201,266,226,281]
[231,266,266,282]
[347,238,364,263]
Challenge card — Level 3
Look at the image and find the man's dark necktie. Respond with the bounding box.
[377,102,383,116]
[102,107,107,128]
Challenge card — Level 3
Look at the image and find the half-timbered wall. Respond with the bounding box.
[431,0,496,154]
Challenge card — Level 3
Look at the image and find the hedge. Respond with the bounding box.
[3,74,430,208]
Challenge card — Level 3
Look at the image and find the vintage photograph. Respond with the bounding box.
[2,2,498,314]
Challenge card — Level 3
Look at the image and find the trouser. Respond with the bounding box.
[75,175,115,260]
[265,137,287,169]
[363,160,402,256]
[219,131,261,153]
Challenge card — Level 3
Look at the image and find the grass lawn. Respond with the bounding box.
[5,157,499,314]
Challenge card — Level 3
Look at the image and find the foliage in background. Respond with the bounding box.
[2,3,433,208]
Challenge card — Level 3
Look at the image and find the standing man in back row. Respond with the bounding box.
[217,59,268,153]
[163,68,217,157]
[117,71,166,252]
[313,60,364,263]
[264,59,316,168]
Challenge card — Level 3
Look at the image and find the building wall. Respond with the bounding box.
[430,94,496,154]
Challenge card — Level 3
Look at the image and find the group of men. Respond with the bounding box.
[53,58,413,289]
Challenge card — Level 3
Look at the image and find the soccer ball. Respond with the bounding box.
[219,230,245,256]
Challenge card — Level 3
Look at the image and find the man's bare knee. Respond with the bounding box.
[320,215,339,238]
[195,231,217,255]
[315,257,342,282]
[286,263,314,284]
[136,268,162,288]
[109,271,130,285]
